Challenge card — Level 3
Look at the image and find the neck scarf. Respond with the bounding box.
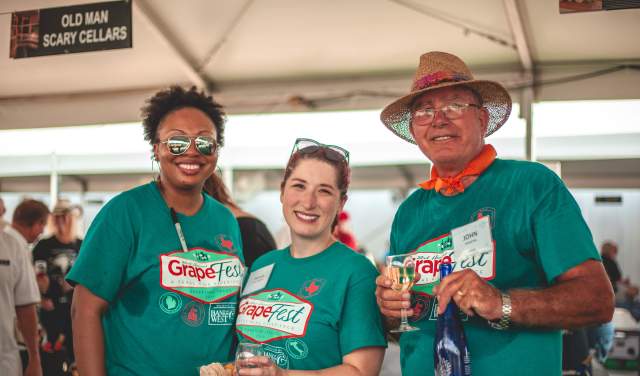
[419,144,497,195]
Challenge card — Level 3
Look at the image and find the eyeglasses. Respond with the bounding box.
[412,103,480,124]
[291,138,349,164]
[159,135,218,156]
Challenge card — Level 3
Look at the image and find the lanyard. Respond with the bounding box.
[170,208,189,252]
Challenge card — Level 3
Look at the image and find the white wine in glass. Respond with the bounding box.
[386,253,419,332]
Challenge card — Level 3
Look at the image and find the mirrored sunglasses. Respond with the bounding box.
[291,138,349,164]
[160,135,217,156]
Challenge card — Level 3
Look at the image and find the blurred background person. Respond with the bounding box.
[601,241,640,321]
[6,199,50,252]
[5,199,50,373]
[0,196,8,230]
[599,240,640,318]
[204,172,275,269]
[601,240,622,293]
[32,199,81,376]
[1,230,42,376]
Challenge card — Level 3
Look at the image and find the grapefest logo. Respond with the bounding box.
[236,289,314,343]
[410,231,495,296]
[160,249,244,303]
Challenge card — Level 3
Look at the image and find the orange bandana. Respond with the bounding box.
[419,144,497,195]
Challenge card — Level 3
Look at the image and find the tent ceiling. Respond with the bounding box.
[1,0,639,130]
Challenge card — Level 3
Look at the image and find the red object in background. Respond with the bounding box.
[336,231,357,250]
[334,211,358,250]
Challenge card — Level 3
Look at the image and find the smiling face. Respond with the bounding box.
[153,107,218,193]
[409,86,489,176]
[280,159,346,245]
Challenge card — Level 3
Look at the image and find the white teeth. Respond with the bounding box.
[295,212,318,221]
[433,136,453,141]
[178,163,200,170]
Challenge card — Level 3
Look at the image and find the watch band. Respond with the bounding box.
[488,292,512,330]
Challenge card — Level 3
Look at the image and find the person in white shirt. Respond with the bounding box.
[1,232,42,376]
[0,197,9,230]
[6,199,50,251]
[2,199,49,376]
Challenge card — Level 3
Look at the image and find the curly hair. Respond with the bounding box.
[141,86,226,146]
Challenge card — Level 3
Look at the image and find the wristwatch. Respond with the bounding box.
[488,292,512,330]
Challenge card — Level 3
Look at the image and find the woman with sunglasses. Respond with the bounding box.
[67,86,245,375]
[235,138,386,376]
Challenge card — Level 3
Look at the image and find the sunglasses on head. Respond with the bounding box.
[159,135,218,156]
[291,138,350,164]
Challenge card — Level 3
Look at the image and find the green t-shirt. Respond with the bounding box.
[390,159,599,376]
[67,182,245,376]
[236,242,386,370]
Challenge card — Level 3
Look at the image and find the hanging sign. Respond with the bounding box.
[10,0,132,59]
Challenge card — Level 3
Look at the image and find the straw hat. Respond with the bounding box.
[380,51,512,144]
[52,199,72,216]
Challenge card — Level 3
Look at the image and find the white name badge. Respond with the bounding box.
[241,263,274,296]
[451,216,494,278]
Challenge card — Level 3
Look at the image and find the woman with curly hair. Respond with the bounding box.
[68,86,245,375]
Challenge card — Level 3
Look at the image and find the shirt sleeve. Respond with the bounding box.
[14,243,40,306]
[339,260,387,355]
[531,174,600,283]
[66,197,134,303]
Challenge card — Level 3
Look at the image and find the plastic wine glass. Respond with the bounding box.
[386,253,419,332]
[235,342,264,370]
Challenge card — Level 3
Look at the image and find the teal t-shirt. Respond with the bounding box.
[235,242,386,370]
[67,182,245,376]
[390,159,600,376]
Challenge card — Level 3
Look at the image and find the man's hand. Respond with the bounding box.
[375,273,413,319]
[433,268,502,320]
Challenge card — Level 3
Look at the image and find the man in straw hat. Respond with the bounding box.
[375,51,613,375]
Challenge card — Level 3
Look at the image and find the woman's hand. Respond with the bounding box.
[236,356,285,376]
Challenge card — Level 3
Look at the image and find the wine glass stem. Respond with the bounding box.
[400,308,409,327]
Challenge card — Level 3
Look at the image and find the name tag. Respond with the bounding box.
[451,216,493,255]
[451,216,494,278]
[242,263,274,296]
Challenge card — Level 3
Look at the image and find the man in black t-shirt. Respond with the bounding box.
[32,200,81,375]
[600,241,621,293]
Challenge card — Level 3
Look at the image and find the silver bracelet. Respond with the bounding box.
[488,292,512,330]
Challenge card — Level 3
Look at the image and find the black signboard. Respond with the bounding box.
[10,0,132,58]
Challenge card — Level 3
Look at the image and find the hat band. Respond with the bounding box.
[412,71,472,91]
